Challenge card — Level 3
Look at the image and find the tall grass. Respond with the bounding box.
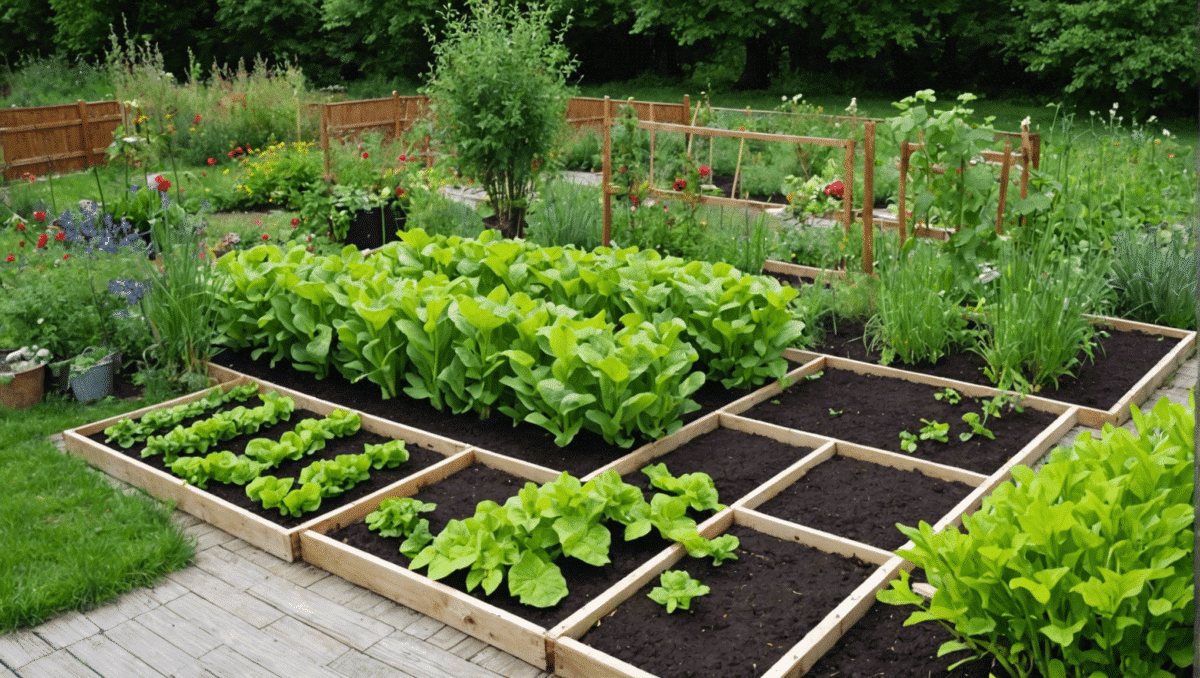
[0,54,113,107]
[864,240,969,365]
[525,179,604,250]
[973,228,1113,392]
[1109,226,1196,329]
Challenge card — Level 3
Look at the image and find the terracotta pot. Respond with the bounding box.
[0,363,45,409]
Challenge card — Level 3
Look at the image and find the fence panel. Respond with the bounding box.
[0,100,123,181]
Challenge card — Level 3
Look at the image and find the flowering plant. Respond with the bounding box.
[783,172,844,221]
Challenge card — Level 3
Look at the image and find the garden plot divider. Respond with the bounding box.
[63,375,470,562]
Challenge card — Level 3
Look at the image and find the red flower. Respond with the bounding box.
[823,180,845,200]
[62,254,69,260]
[236,146,243,153]
[15,222,25,232]
[36,233,48,248]
[194,114,202,125]
[361,151,369,159]
[254,219,263,226]
[54,231,65,242]
[673,178,687,191]
[698,165,711,178]
[398,154,407,162]
[290,218,300,227]
[156,177,171,192]
[395,187,405,198]
[261,233,269,241]
[33,211,46,223]
[630,194,640,207]
[227,150,235,158]
[4,255,12,263]
[207,157,217,165]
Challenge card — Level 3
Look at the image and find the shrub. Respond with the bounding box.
[422,0,577,237]
[880,393,1195,678]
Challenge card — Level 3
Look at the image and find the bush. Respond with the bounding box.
[880,393,1195,678]
[423,0,577,237]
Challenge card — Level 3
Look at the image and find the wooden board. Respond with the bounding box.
[761,259,844,281]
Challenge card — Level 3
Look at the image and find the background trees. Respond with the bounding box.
[0,0,1193,116]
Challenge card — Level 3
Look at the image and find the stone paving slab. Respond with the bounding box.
[4,355,1193,678]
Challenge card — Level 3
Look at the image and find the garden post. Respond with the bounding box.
[862,121,875,276]
[601,96,612,247]
[996,136,1013,234]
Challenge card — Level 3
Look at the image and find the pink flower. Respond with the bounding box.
[207,157,216,165]
[36,233,48,248]
[398,154,407,162]
[823,180,844,200]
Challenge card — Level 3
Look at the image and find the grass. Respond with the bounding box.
[0,394,195,632]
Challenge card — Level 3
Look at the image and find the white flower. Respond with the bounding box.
[1020,116,1031,128]
[1163,129,1171,137]
[1147,115,1158,123]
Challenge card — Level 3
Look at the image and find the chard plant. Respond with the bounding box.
[880,394,1195,678]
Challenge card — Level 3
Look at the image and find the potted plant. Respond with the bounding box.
[329,183,406,250]
[0,345,50,409]
[56,347,118,403]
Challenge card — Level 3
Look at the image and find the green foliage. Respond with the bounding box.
[880,393,1195,678]
[423,0,577,235]
[898,430,918,453]
[648,570,710,613]
[935,388,962,404]
[918,418,949,443]
[1109,227,1196,330]
[170,451,268,489]
[365,497,436,539]
[242,409,361,467]
[524,180,603,251]
[142,392,295,462]
[959,412,995,442]
[1007,0,1198,111]
[104,383,258,448]
[641,463,724,513]
[864,240,970,366]
[0,54,112,108]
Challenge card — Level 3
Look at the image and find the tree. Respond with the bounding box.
[423,0,577,236]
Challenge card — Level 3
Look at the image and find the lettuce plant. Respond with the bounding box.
[366,497,436,539]
[142,392,295,462]
[104,383,258,448]
[648,570,710,613]
[879,394,1195,678]
[641,463,724,513]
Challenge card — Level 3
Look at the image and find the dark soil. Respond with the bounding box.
[212,348,791,477]
[326,463,676,629]
[741,368,1059,475]
[805,601,996,677]
[88,405,448,529]
[753,455,975,551]
[620,426,817,506]
[813,318,1179,411]
[578,524,877,678]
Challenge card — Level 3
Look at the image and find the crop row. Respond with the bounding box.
[214,229,803,447]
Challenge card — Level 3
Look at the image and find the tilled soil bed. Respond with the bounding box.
[811,317,1178,410]
[752,454,975,551]
[740,368,1060,475]
[577,524,877,678]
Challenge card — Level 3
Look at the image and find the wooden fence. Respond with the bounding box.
[0,100,123,181]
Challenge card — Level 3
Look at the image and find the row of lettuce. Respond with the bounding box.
[213,229,803,447]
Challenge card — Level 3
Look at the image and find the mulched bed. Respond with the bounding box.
[812,317,1179,411]
[740,368,1060,475]
[87,404,448,529]
[620,426,818,506]
[752,455,976,551]
[325,462,676,629]
[213,348,792,477]
[577,524,877,678]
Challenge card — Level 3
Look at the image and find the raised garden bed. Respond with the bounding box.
[730,358,1076,477]
[551,510,897,678]
[62,377,468,561]
[790,314,1194,428]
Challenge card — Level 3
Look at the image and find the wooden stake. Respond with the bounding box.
[862,122,875,275]
[996,136,1013,234]
[601,96,612,247]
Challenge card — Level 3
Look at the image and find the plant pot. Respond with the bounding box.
[345,207,405,250]
[0,363,45,409]
[69,356,115,403]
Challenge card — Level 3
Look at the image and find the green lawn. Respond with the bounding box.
[0,394,195,632]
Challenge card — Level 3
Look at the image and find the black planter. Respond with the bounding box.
[346,207,405,250]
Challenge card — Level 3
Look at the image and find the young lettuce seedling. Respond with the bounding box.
[934,387,962,404]
[918,419,950,443]
[648,570,710,613]
[899,430,918,453]
[959,412,995,442]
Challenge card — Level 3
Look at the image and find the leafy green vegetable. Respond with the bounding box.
[104,383,259,448]
[899,430,918,453]
[648,570,710,613]
[934,387,962,404]
[245,475,294,513]
[366,497,436,539]
[959,412,995,442]
[918,418,949,443]
[143,392,295,463]
[507,549,568,608]
[299,454,372,497]
[641,463,724,512]
[879,394,1195,678]
[362,439,409,469]
[169,451,267,489]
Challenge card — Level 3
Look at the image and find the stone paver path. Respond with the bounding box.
[2,355,1194,678]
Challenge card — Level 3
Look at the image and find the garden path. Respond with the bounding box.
[1,354,1194,678]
